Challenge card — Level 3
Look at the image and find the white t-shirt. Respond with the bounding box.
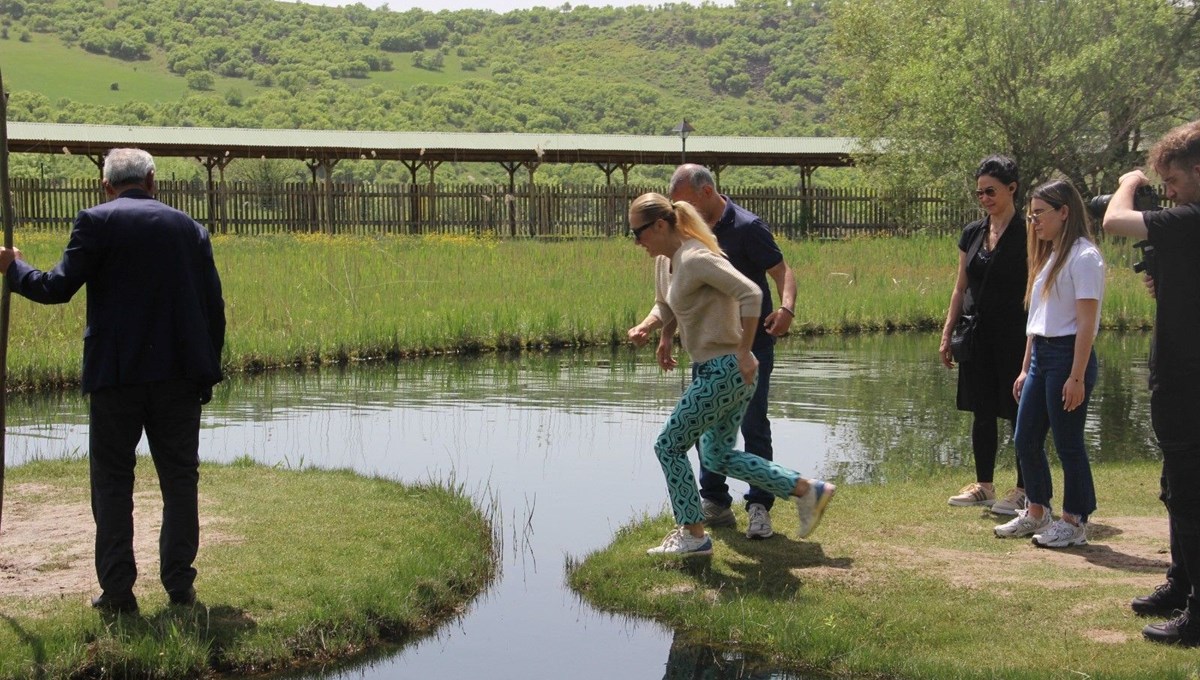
[1026,238,1105,338]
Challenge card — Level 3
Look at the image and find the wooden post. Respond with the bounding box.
[500,161,520,238]
[401,160,421,234]
[0,70,12,535]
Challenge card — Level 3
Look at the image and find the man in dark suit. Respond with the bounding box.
[0,148,225,614]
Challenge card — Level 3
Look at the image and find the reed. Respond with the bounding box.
[4,232,1155,390]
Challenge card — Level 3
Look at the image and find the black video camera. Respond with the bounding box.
[1086,184,1160,219]
[1087,185,1161,279]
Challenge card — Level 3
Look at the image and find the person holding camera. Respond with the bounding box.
[1103,119,1200,646]
[993,180,1104,547]
[940,155,1028,515]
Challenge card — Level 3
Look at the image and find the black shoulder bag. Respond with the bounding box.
[950,226,997,364]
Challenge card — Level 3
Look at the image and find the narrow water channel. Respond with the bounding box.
[5,333,1157,678]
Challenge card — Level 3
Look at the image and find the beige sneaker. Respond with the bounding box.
[990,487,1026,516]
[947,483,995,507]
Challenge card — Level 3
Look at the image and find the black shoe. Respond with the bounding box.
[91,592,139,615]
[168,587,196,606]
[1131,582,1188,617]
[1144,611,1200,647]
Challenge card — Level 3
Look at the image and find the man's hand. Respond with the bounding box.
[1144,272,1157,299]
[763,308,794,337]
[0,247,22,274]
[1118,169,1151,188]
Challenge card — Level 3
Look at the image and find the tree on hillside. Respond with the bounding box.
[829,0,1200,202]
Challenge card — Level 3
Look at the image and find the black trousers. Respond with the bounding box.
[89,379,203,597]
[1152,389,1200,611]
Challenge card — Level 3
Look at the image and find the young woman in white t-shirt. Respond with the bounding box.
[994,179,1105,547]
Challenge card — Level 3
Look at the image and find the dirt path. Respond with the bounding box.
[0,482,234,600]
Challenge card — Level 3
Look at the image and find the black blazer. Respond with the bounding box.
[7,189,226,396]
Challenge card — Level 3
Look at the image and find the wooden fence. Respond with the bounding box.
[8,179,980,238]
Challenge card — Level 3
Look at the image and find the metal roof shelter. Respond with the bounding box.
[7,122,857,180]
[8,122,860,233]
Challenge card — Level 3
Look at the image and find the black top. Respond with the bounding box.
[713,196,785,349]
[1145,203,1200,393]
[958,212,1029,336]
[6,189,226,395]
[954,212,1028,418]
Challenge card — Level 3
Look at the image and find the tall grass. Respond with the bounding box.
[4,231,1155,390]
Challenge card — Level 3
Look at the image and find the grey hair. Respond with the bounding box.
[103,148,156,187]
[668,163,716,195]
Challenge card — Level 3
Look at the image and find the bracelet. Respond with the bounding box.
[780,307,794,316]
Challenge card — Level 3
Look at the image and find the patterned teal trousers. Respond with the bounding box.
[655,353,802,525]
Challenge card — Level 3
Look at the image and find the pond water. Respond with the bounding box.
[6,332,1158,679]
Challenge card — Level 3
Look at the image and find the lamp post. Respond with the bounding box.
[671,119,694,164]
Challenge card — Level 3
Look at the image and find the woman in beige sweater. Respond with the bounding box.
[626,192,835,556]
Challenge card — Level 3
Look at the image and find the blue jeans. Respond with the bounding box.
[655,354,801,526]
[697,341,776,510]
[1015,335,1097,522]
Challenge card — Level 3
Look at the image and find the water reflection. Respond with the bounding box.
[664,636,818,680]
[4,332,1158,678]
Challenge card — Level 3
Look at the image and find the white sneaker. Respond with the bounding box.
[947,482,996,507]
[646,527,713,556]
[994,508,1052,538]
[702,499,736,528]
[746,503,774,540]
[1033,519,1087,548]
[990,488,1026,516]
[794,479,836,539]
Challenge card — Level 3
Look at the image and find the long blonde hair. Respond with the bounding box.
[1025,179,1094,306]
[630,192,722,255]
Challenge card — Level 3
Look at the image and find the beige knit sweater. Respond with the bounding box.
[649,239,763,363]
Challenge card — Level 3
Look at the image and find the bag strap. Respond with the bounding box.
[965,222,1000,312]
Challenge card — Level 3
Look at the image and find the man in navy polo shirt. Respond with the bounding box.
[668,163,798,539]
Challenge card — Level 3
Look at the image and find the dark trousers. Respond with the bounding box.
[1153,388,1200,612]
[698,341,775,511]
[89,379,203,597]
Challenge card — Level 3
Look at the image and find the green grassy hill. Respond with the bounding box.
[0,0,836,184]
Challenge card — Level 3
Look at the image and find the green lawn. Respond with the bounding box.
[570,461,1200,680]
[0,456,496,678]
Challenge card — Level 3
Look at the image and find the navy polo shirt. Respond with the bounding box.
[712,196,784,342]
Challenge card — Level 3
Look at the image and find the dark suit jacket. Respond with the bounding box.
[6,189,226,396]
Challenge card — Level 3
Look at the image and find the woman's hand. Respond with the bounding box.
[939,334,954,368]
[737,350,759,385]
[656,339,677,372]
[627,322,651,347]
[1062,376,1085,412]
[1012,371,1028,403]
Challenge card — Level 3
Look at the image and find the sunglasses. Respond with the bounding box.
[630,219,656,241]
[974,187,1000,199]
[1027,207,1057,223]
